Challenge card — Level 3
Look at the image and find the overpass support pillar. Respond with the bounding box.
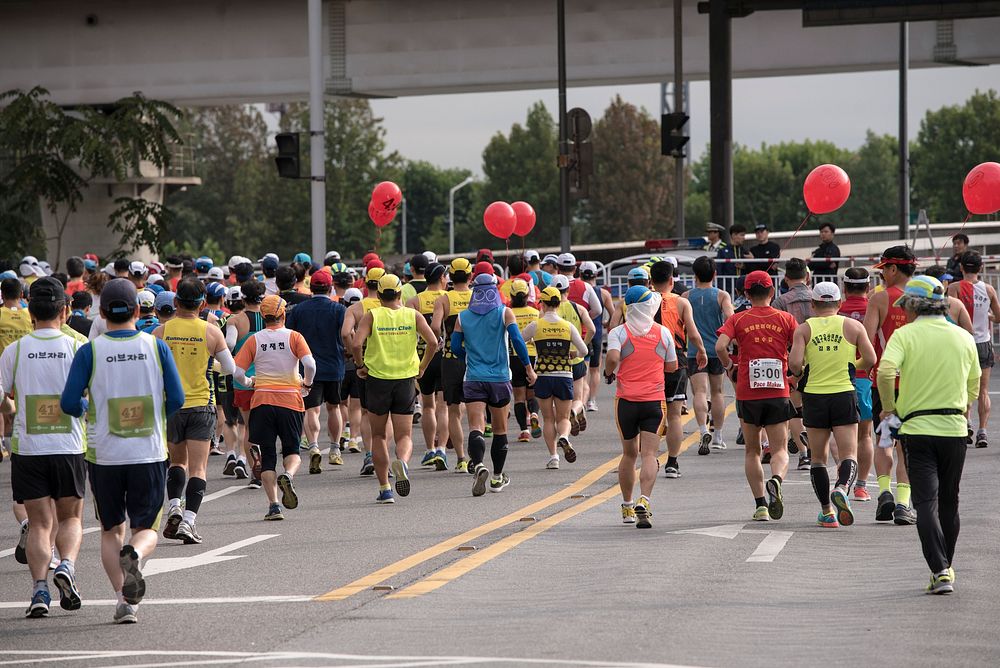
[709,0,733,232]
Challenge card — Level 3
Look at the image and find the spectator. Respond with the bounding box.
[703,222,727,253]
[750,224,780,276]
[808,222,841,281]
[946,234,969,277]
[717,224,748,278]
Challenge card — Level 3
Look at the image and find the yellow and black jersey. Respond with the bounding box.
[511,306,539,358]
[417,289,445,356]
[534,318,573,376]
[442,289,471,359]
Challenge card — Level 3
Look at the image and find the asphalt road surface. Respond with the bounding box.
[2,379,999,668]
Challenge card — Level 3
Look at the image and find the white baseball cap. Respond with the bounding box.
[556,253,577,268]
[325,250,341,261]
[226,286,244,303]
[524,250,540,262]
[580,261,598,276]
[137,289,156,309]
[811,282,842,302]
[146,273,165,286]
[422,250,438,263]
[206,267,225,281]
[129,261,148,277]
[551,274,570,291]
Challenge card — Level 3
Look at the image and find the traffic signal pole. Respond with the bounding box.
[557,0,571,253]
[708,0,733,232]
[673,0,685,238]
[308,0,326,261]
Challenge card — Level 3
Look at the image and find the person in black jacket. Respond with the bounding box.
[945,234,969,277]
[749,224,780,276]
[808,223,841,281]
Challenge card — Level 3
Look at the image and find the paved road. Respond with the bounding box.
[2,379,999,668]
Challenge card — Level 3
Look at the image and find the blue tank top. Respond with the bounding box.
[687,286,723,359]
[233,311,265,390]
[458,307,511,383]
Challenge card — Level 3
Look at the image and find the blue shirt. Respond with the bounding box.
[687,286,723,359]
[458,307,511,383]
[284,295,347,382]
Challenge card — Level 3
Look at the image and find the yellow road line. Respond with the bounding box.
[314,412,696,601]
[387,404,735,599]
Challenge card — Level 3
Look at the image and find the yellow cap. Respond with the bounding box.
[366,267,386,283]
[260,295,287,319]
[449,258,472,274]
[510,279,529,296]
[377,273,402,295]
[540,286,561,303]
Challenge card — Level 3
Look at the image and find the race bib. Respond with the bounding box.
[108,396,155,438]
[25,395,72,435]
[748,358,784,390]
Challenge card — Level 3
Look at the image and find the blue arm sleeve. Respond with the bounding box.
[60,343,94,418]
[156,338,186,416]
[506,323,531,367]
[450,330,466,360]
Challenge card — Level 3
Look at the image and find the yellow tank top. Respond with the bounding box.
[0,307,32,352]
[416,289,445,357]
[511,306,539,357]
[803,315,857,395]
[364,306,419,380]
[163,317,212,408]
[362,297,381,314]
[557,301,584,365]
[534,317,573,375]
[443,289,471,359]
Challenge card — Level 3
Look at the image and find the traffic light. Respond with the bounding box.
[661,112,689,158]
[274,132,300,179]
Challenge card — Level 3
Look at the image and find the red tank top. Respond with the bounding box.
[657,292,687,354]
[875,286,906,360]
[838,295,868,379]
[567,279,588,309]
[616,323,669,402]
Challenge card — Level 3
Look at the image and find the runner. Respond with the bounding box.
[506,279,540,443]
[227,280,267,485]
[771,257,812,468]
[923,266,973,332]
[605,286,676,528]
[684,256,733,454]
[407,263,449,470]
[218,287,246,477]
[452,273,535,496]
[579,262,613,412]
[432,258,473,473]
[66,292,93,338]
[549,274,596,437]
[788,282,876,528]
[338,288,367,466]
[557,254,603,419]
[948,251,999,449]
[716,271,798,521]
[353,274,438,503]
[1,276,33,460]
[863,245,917,525]
[60,278,184,624]
[876,275,980,593]
[0,277,86,617]
[608,267,650,329]
[649,261,707,478]
[285,268,347,473]
[838,267,876,502]
[233,295,315,520]
[520,287,588,469]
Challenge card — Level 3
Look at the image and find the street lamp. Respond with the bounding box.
[449,176,474,255]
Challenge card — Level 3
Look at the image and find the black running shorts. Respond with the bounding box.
[736,397,797,427]
[248,404,304,471]
[510,356,535,389]
[615,398,665,440]
[802,390,859,429]
[304,380,342,409]
[417,353,443,396]
[366,376,417,416]
[664,368,688,403]
[167,406,217,443]
[441,357,466,406]
[11,453,86,502]
[90,460,168,531]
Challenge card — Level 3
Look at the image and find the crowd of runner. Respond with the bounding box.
[0,232,991,621]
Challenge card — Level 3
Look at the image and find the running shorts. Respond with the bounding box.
[588,342,602,368]
[533,376,574,401]
[572,361,587,381]
[977,341,994,369]
[510,356,535,389]
[853,377,873,422]
[366,376,417,416]
[615,398,665,440]
[248,404,304,471]
[736,397,796,427]
[802,390,859,429]
[463,380,512,408]
[341,369,360,401]
[167,406,217,443]
[417,353,443,396]
[664,368,688,403]
[304,380,342,409]
[233,389,254,412]
[11,453,86,502]
[687,357,724,376]
[90,460,168,531]
[441,357,466,406]
[220,387,243,426]
[870,386,899,423]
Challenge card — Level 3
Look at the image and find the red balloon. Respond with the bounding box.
[371,181,402,216]
[369,201,394,228]
[963,162,1000,215]
[803,164,851,215]
[511,201,536,237]
[483,201,517,240]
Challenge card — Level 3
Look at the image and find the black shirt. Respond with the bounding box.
[750,241,781,276]
[66,314,92,337]
[808,241,841,277]
[279,290,311,308]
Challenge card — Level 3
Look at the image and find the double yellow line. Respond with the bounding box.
[316,407,731,602]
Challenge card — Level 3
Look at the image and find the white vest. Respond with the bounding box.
[7,329,85,456]
[89,333,168,465]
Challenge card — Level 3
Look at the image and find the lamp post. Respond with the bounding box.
[449,176,474,255]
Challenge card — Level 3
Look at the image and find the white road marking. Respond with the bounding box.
[0,594,313,610]
[200,484,245,503]
[743,530,794,563]
[0,527,100,559]
[143,534,278,576]
[671,524,744,539]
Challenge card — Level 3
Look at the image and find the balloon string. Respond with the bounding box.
[374,227,381,256]
[505,238,510,277]
[781,212,813,254]
[935,211,972,262]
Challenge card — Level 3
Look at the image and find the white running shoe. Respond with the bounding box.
[546,456,560,470]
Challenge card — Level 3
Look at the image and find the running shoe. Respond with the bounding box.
[339,435,351,451]
[360,453,375,476]
[413,409,421,425]
[277,473,298,509]
[578,410,588,432]
[876,491,895,521]
[546,456,560,470]
[787,437,798,455]
[586,400,598,412]
[15,522,28,565]
[853,487,871,502]
[162,506,182,540]
[484,424,493,438]
[976,430,988,449]
[175,520,203,545]
[621,504,636,524]
[249,444,262,481]
[420,450,436,467]
[432,450,448,471]
[489,472,510,493]
[893,504,916,525]
[663,464,681,479]
[530,413,542,438]
[761,445,771,464]
[376,489,395,504]
[752,506,770,522]
[817,511,839,528]
[247,478,262,490]
[454,459,468,474]
[391,460,410,497]
[48,550,59,571]
[119,545,145,605]
[113,602,138,624]
[698,432,712,456]
[765,477,784,520]
[265,503,284,521]
[799,431,809,451]
[518,429,531,443]
[309,447,322,474]
[569,411,580,437]
[966,422,974,447]
[53,563,82,611]
[223,454,237,476]
[557,436,577,463]
[634,497,652,529]
[831,486,855,527]
[209,442,224,457]
[926,571,954,595]
[472,463,489,497]
[347,438,362,454]
[328,449,343,466]
[234,460,248,480]
[736,427,745,446]
[710,439,727,451]
[25,589,50,618]
[797,451,811,471]
[681,403,689,415]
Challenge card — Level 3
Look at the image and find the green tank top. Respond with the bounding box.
[803,315,856,395]
[364,306,420,380]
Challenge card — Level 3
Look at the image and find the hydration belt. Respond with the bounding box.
[900,408,964,423]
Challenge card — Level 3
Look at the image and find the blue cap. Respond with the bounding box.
[205,282,227,300]
[83,259,97,272]
[154,291,177,313]
[472,273,498,287]
[894,275,945,307]
[628,267,649,281]
[940,273,954,282]
[195,256,214,273]
[146,283,165,296]
[404,262,412,277]
[262,256,279,271]
[624,285,654,306]
[293,252,312,265]
[0,270,16,280]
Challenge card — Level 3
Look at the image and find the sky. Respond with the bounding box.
[366,66,999,176]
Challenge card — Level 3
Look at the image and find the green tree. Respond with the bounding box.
[843,131,898,227]
[398,160,477,254]
[912,89,1000,222]
[586,95,676,242]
